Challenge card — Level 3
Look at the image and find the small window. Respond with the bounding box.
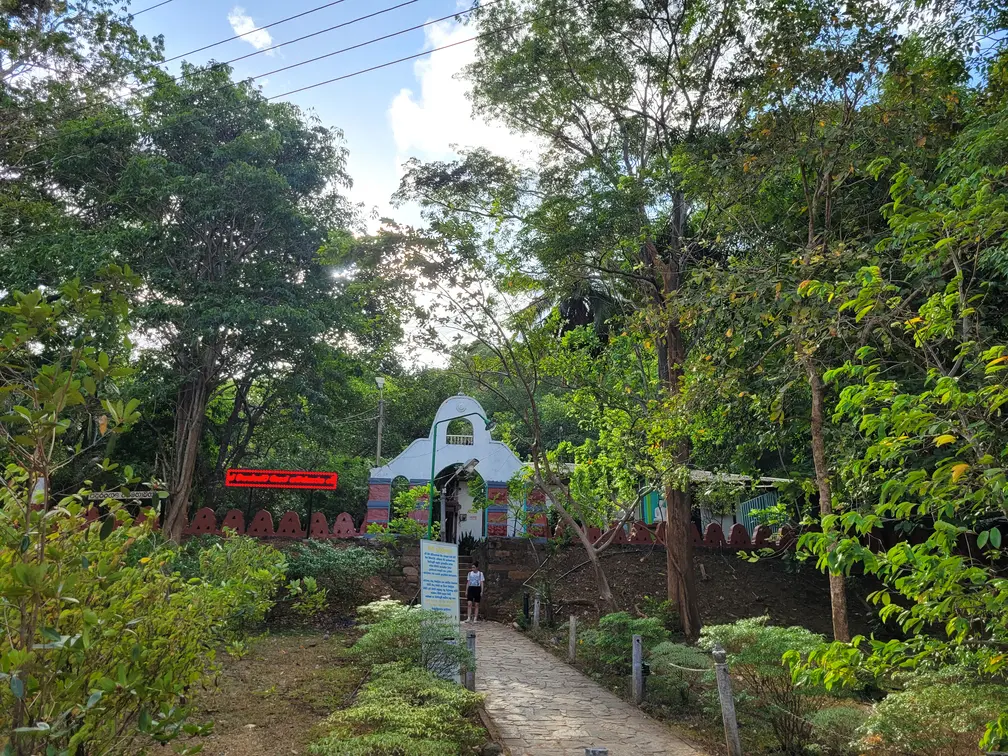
[446,418,475,445]
[390,476,410,506]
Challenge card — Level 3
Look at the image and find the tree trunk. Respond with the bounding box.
[569,516,617,613]
[547,489,618,613]
[164,375,210,541]
[665,481,701,639]
[589,547,617,614]
[206,379,249,508]
[659,284,702,640]
[806,359,850,642]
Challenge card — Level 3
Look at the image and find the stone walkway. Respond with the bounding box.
[473,622,705,756]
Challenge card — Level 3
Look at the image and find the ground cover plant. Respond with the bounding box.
[309,662,486,756]
[309,599,487,755]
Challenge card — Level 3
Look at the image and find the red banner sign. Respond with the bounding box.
[225,468,338,491]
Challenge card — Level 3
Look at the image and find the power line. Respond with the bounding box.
[107,0,433,108]
[225,0,419,67]
[268,30,484,100]
[253,2,500,90]
[163,0,354,64]
[19,0,519,161]
[132,0,180,16]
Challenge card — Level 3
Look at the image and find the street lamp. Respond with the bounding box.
[375,376,386,467]
[428,412,494,540]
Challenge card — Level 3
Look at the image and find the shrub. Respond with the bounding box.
[285,542,392,615]
[191,534,288,638]
[860,677,1008,755]
[641,595,682,633]
[353,599,473,679]
[700,617,828,755]
[357,596,411,624]
[457,532,484,557]
[167,533,224,579]
[811,705,867,756]
[648,642,711,707]
[309,662,485,756]
[579,611,670,676]
[0,284,288,754]
[288,577,329,617]
[0,503,229,753]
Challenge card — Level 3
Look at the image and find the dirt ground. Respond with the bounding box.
[492,542,883,638]
[153,631,362,756]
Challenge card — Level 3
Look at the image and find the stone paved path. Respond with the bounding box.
[473,622,705,756]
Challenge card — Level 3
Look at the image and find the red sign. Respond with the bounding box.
[225,468,338,491]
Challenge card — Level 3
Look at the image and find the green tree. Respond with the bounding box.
[116,64,356,539]
[403,0,755,635]
[0,0,163,289]
[679,0,965,640]
[795,67,1008,749]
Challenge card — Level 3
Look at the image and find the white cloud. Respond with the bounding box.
[388,19,536,169]
[352,18,538,234]
[227,6,274,55]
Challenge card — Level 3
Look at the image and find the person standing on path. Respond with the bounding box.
[465,561,485,622]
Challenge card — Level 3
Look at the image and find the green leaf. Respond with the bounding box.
[86,690,103,709]
[99,515,115,540]
[10,676,24,700]
[13,723,50,734]
[990,528,1002,549]
[978,530,990,548]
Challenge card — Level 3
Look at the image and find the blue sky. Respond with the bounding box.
[132,0,530,228]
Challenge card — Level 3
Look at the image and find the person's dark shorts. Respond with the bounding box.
[466,585,482,603]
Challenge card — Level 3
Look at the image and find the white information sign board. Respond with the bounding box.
[420,539,460,625]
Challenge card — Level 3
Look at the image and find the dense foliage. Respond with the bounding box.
[4,0,1008,750]
[351,599,474,679]
[0,281,292,753]
[578,612,670,677]
[700,618,830,754]
[309,599,484,755]
[647,642,712,707]
[284,543,392,616]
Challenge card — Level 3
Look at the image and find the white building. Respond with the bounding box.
[365,395,529,539]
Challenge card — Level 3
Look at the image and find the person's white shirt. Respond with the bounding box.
[467,569,484,587]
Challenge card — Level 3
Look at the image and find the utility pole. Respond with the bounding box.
[375,376,385,467]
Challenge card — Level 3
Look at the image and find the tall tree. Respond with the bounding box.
[683,0,924,640]
[402,0,748,637]
[118,65,355,540]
